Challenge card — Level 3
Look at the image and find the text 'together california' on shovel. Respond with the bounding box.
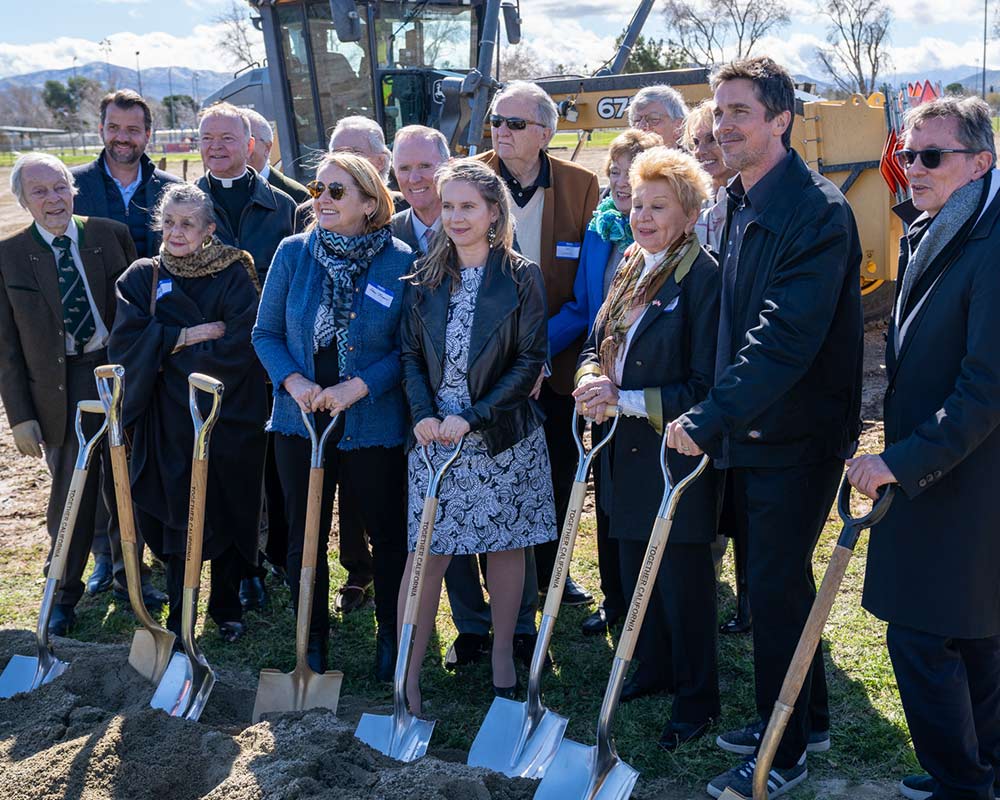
[717,477,894,800]
[0,399,108,698]
[469,407,620,779]
[150,373,224,721]
[252,408,344,722]
[535,436,710,800]
[95,364,176,685]
[355,435,465,762]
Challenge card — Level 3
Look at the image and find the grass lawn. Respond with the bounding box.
[550,130,624,150]
[0,150,203,168]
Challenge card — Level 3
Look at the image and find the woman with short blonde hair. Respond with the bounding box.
[682,100,738,254]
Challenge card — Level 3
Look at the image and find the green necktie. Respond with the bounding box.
[51,235,95,353]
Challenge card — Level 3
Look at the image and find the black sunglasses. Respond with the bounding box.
[306,180,346,200]
[894,147,979,170]
[489,114,547,131]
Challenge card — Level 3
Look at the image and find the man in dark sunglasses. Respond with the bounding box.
[847,96,1000,800]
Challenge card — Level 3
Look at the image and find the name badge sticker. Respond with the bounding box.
[556,241,581,260]
[156,279,172,300]
[365,282,394,308]
[663,297,680,313]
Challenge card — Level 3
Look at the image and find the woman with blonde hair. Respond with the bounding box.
[399,158,556,711]
[573,146,723,750]
[682,100,737,254]
[253,152,414,681]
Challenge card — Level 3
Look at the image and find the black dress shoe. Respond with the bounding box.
[86,559,114,596]
[512,633,553,672]
[239,577,268,611]
[113,583,168,612]
[581,605,622,636]
[445,632,490,670]
[658,718,713,751]
[48,604,76,637]
[307,635,328,673]
[561,576,594,606]
[218,620,247,643]
[493,679,521,700]
[375,627,397,682]
[620,675,670,703]
[719,594,752,635]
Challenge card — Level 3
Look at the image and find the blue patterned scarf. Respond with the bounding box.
[588,195,634,253]
[312,226,391,375]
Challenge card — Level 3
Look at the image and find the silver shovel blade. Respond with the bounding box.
[355,711,436,762]
[0,654,67,699]
[150,651,194,717]
[468,697,568,779]
[533,739,639,800]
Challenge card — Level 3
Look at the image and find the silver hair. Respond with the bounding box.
[243,108,273,145]
[10,152,77,208]
[628,85,690,125]
[151,182,216,231]
[198,102,252,141]
[392,124,450,161]
[904,96,996,167]
[490,80,559,139]
[328,115,391,180]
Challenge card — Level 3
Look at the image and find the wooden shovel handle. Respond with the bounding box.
[542,480,588,619]
[301,468,324,570]
[109,445,137,546]
[615,515,672,662]
[403,497,439,627]
[50,468,88,583]
[183,459,209,590]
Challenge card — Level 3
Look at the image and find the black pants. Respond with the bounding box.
[338,488,374,586]
[535,385,578,587]
[730,458,840,768]
[275,431,406,642]
[619,539,720,724]
[594,465,624,619]
[888,623,1000,800]
[135,508,244,637]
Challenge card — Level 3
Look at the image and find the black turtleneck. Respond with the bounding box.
[208,170,253,233]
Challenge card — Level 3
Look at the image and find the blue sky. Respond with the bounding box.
[0,0,993,82]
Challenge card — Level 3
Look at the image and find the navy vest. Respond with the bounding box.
[100,163,154,259]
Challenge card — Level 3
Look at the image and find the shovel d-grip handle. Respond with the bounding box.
[183,374,224,591]
[751,477,895,800]
[94,364,126,447]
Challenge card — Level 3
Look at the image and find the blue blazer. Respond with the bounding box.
[252,231,415,448]
[548,229,618,358]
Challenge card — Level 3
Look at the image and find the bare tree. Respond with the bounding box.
[663,0,790,67]
[0,86,56,128]
[816,0,892,95]
[213,0,261,71]
[722,0,791,58]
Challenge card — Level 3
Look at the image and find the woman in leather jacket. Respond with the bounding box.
[399,159,557,712]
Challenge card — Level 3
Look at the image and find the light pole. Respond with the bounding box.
[984,0,988,98]
[99,38,112,87]
[135,50,143,96]
[167,66,175,133]
[72,56,78,80]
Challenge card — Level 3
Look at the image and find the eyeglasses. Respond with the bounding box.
[632,115,665,127]
[306,180,346,200]
[894,147,979,170]
[489,114,547,131]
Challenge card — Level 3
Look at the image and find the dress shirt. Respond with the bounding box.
[102,156,143,209]
[410,213,441,252]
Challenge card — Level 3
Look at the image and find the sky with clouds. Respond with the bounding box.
[0,0,995,83]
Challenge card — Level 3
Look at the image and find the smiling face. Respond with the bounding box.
[712,78,789,175]
[393,135,446,222]
[903,116,992,218]
[608,153,635,215]
[21,162,74,236]
[490,94,550,167]
[313,162,376,236]
[629,179,698,254]
[161,201,216,258]
[630,101,682,146]
[440,179,498,251]
[200,113,253,179]
[330,128,389,180]
[100,103,150,167]
[690,118,735,187]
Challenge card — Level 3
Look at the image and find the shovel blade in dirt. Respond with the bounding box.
[355,706,436,762]
[128,626,176,686]
[468,694,568,778]
[533,739,638,800]
[0,653,66,698]
[150,646,216,720]
[252,665,344,722]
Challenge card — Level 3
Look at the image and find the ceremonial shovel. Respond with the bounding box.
[718,477,894,800]
[95,364,176,684]
[150,373,224,721]
[355,436,465,762]
[535,441,710,800]
[252,409,344,722]
[468,409,619,778]
[0,400,108,698]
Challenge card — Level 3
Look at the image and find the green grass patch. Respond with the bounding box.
[550,130,623,150]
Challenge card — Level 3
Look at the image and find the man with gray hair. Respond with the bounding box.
[244,108,310,204]
[329,115,392,182]
[0,153,136,636]
[847,96,1000,800]
[476,79,601,643]
[389,125,449,250]
[628,84,689,146]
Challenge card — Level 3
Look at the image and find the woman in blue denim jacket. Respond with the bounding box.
[253,153,414,680]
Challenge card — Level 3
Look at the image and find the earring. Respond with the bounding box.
[487,224,497,246]
[202,235,213,248]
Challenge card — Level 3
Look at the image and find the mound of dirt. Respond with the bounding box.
[0,631,534,800]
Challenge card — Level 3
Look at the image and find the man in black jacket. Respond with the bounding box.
[848,98,1000,800]
[666,57,862,798]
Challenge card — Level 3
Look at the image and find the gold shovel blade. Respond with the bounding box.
[252,665,343,723]
[128,626,177,685]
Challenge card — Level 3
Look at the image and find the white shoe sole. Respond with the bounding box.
[706,767,808,798]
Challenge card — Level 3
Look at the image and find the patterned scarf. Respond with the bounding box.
[160,236,260,292]
[312,226,391,375]
[594,233,698,375]
[588,195,634,253]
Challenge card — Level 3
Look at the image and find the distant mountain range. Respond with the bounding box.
[0,61,234,104]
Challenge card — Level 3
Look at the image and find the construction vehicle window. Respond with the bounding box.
[372,3,475,70]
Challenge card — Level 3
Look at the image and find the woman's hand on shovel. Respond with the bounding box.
[438,415,470,446]
[572,374,618,424]
[284,373,322,414]
[414,417,442,447]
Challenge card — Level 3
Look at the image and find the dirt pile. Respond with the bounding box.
[0,631,534,800]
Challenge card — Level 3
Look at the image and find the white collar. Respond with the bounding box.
[258,163,271,181]
[642,246,668,272]
[35,219,77,246]
[209,168,250,188]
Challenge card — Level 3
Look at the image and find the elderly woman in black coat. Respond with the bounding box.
[573,146,722,751]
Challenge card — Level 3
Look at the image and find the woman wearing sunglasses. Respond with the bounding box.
[253,152,414,681]
[399,158,556,711]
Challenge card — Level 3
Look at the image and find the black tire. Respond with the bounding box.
[862,280,894,329]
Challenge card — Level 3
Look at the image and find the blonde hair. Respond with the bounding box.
[311,152,394,233]
[630,146,712,219]
[680,100,715,152]
[605,129,664,176]
[406,158,516,291]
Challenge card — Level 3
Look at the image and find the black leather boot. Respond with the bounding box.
[375,626,397,682]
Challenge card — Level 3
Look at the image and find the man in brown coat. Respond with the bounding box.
[476,80,601,640]
[0,153,136,636]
